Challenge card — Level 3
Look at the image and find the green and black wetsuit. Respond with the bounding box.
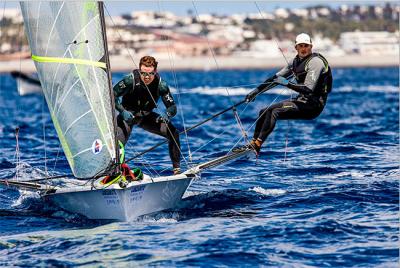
[113,69,180,169]
[253,53,332,142]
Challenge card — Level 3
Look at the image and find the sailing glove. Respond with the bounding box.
[245,89,259,103]
[121,110,134,124]
[273,76,289,86]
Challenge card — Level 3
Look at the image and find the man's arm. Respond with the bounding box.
[245,63,293,102]
[113,74,133,112]
[255,64,292,92]
[159,80,177,118]
[276,64,294,79]
[286,57,325,95]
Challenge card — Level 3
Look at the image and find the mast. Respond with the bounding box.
[98,2,119,170]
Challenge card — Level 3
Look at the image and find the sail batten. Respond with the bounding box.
[63,110,91,136]
[20,2,117,178]
[44,2,64,56]
[55,79,80,116]
[70,59,113,158]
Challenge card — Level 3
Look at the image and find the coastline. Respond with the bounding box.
[0,54,398,73]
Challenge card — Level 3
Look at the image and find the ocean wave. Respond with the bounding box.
[0,68,398,267]
[139,212,179,223]
[173,86,292,96]
[12,190,40,208]
[172,84,398,96]
[251,187,286,196]
[336,85,398,93]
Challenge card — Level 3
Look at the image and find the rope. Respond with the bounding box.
[127,139,161,178]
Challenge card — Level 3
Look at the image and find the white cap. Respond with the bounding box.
[295,33,312,45]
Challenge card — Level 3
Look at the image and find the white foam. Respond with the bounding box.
[184,86,249,96]
[182,190,202,198]
[152,218,178,223]
[178,86,292,96]
[251,186,286,196]
[336,85,398,93]
[174,84,398,96]
[12,190,40,207]
[328,117,371,126]
[366,85,399,93]
[139,213,179,223]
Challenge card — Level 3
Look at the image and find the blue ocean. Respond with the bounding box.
[0,67,398,267]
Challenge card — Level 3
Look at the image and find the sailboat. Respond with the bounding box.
[11,70,43,95]
[0,2,254,221]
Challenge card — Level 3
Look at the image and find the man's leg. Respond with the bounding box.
[257,99,322,143]
[256,100,300,142]
[253,107,269,140]
[139,113,181,170]
[116,114,133,145]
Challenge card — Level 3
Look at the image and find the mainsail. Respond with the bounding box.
[20,2,117,178]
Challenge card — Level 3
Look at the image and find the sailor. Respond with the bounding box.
[244,33,332,153]
[114,56,181,175]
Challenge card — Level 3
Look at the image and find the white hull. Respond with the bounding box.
[45,174,195,221]
[0,147,254,221]
[17,78,42,95]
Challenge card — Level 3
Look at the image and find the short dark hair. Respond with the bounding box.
[139,56,158,70]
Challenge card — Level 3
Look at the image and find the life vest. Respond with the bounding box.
[292,53,332,100]
[121,69,161,113]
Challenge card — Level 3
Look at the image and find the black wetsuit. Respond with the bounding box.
[253,53,332,142]
[113,69,180,169]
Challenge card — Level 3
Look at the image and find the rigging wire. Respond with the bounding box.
[155,1,192,167]
[157,0,193,164]
[104,4,189,173]
[254,1,294,162]
[192,85,286,156]
[15,11,23,181]
[14,128,21,180]
[42,94,48,175]
[1,1,20,180]
[190,1,250,146]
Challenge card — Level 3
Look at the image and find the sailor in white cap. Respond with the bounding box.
[243,33,333,154]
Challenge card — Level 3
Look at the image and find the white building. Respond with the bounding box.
[207,25,244,43]
[291,8,308,18]
[236,40,281,58]
[2,8,23,23]
[312,35,346,57]
[339,31,399,55]
[275,8,289,19]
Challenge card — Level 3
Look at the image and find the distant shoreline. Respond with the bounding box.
[0,54,398,73]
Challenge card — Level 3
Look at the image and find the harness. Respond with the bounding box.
[292,53,332,105]
[121,69,161,113]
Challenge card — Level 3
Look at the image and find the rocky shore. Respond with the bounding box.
[0,54,398,73]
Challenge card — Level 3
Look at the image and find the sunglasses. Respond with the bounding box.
[140,71,156,77]
[296,44,311,48]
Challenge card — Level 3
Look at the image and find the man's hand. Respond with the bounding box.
[121,110,134,124]
[245,89,258,103]
[156,115,170,124]
[273,76,289,86]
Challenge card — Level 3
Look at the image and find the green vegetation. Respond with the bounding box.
[245,5,399,41]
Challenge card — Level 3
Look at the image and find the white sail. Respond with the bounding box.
[20,2,117,178]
